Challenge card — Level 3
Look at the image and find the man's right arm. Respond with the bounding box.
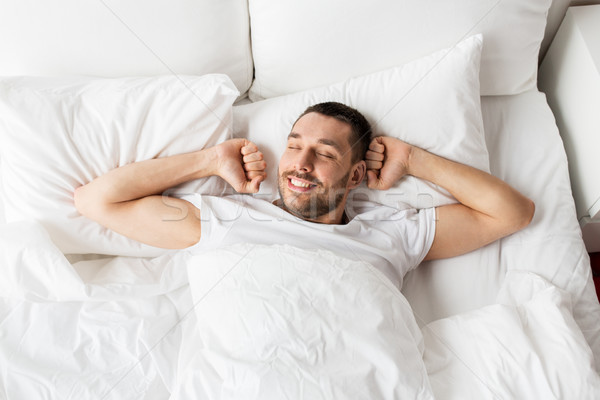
[74,139,266,249]
[366,136,534,261]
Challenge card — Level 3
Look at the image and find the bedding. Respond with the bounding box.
[404,90,600,365]
[2,0,600,398]
[0,74,238,257]
[0,168,5,225]
[1,86,599,395]
[1,221,599,399]
[247,0,553,100]
[185,243,434,399]
[0,0,253,95]
[424,271,600,399]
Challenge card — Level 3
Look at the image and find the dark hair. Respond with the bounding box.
[295,102,371,163]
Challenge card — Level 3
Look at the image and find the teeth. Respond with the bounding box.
[291,178,312,188]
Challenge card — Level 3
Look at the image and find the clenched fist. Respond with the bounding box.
[214,139,267,193]
[366,136,413,190]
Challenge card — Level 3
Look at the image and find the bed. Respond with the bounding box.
[1,0,599,399]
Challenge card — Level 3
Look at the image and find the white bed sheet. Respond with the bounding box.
[403,89,600,367]
[0,162,5,226]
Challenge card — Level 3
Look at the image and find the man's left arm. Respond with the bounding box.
[366,136,535,261]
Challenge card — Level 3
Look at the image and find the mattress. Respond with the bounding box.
[0,90,599,398]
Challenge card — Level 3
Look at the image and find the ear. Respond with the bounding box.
[348,160,366,189]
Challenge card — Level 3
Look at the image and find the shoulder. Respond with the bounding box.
[347,201,436,247]
[346,199,434,222]
[179,193,263,206]
[192,193,285,219]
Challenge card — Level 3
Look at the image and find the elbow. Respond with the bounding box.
[496,197,535,239]
[521,198,535,229]
[492,197,535,242]
[73,185,101,220]
[73,186,86,215]
[511,197,535,232]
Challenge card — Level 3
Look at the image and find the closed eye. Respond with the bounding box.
[318,152,334,159]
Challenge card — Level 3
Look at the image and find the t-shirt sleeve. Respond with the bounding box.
[176,193,204,250]
[396,207,436,271]
[177,194,246,252]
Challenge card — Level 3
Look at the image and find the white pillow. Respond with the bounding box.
[185,243,435,399]
[248,0,552,100]
[0,74,239,256]
[234,35,488,210]
[0,0,253,96]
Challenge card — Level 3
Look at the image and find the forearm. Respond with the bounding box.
[75,147,217,208]
[408,147,534,226]
[367,136,534,260]
[71,139,265,249]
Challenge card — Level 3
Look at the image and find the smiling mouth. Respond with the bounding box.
[287,176,317,192]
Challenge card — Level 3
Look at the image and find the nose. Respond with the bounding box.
[294,149,314,173]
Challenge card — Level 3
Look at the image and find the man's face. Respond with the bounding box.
[277,112,360,223]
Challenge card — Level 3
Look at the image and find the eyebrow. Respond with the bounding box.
[288,132,343,153]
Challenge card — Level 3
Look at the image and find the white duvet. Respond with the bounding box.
[1,222,599,399]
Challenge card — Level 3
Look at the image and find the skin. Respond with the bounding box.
[74,111,535,260]
[365,136,535,260]
[74,138,267,249]
[276,112,365,224]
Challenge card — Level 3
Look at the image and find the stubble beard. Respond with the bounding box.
[277,169,349,221]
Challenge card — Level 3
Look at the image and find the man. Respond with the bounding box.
[74,102,534,287]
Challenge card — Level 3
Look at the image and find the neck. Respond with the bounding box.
[274,199,348,225]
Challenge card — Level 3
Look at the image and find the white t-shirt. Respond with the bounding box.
[182,194,436,289]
